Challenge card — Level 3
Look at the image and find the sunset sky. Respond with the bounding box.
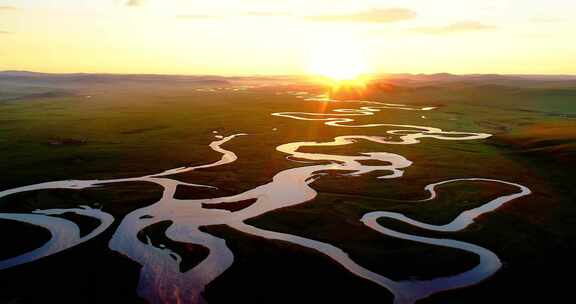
[1,0,575,75]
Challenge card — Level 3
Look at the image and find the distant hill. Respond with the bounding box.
[1,70,575,86]
[0,71,237,101]
[0,70,233,85]
[371,73,576,89]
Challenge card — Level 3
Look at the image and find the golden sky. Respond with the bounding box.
[0,0,575,75]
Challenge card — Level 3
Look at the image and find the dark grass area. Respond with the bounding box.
[246,190,481,281]
[0,182,163,303]
[203,224,393,304]
[0,220,52,261]
[137,221,210,273]
[202,198,258,212]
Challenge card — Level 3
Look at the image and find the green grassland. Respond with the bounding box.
[0,75,575,303]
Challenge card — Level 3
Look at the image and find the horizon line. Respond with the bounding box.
[2,70,576,78]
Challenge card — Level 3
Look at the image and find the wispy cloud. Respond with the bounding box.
[305,8,416,23]
[0,31,12,34]
[410,21,498,34]
[0,6,16,10]
[530,16,563,23]
[126,0,144,7]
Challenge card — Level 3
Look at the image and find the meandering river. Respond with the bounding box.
[0,93,531,304]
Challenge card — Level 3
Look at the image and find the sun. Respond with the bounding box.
[306,44,370,84]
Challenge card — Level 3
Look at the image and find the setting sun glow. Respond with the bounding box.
[307,44,369,83]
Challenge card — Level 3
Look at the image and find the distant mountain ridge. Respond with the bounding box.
[0,70,235,84]
[2,70,576,81]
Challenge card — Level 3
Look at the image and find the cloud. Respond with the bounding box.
[0,31,11,34]
[126,0,144,7]
[306,8,416,23]
[410,21,498,34]
[0,6,16,10]
[530,16,563,23]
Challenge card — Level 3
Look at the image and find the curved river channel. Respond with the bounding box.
[0,93,531,303]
